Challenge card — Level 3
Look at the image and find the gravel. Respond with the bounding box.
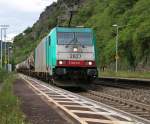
[95,83,150,105]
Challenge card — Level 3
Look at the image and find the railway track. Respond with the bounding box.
[98,77,150,88]
[95,82,150,90]
[19,74,150,124]
[92,77,150,105]
[78,90,150,121]
[93,80,150,100]
[76,77,150,121]
[99,77,150,84]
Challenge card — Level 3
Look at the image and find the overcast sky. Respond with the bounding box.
[0,0,57,41]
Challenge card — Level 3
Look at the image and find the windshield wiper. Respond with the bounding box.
[65,33,75,48]
[74,37,85,48]
[65,33,85,48]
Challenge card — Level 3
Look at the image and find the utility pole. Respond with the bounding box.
[115,26,119,73]
[0,25,9,70]
[4,28,7,70]
[112,24,131,72]
[112,24,119,73]
[0,28,3,68]
[7,42,12,65]
[7,42,12,72]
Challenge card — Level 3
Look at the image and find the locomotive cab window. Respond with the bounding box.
[48,36,51,46]
[76,32,93,45]
[57,32,93,45]
[57,32,74,45]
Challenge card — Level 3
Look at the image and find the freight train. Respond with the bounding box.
[16,27,98,86]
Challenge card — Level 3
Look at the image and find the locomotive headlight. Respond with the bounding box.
[59,60,63,65]
[73,47,78,52]
[88,61,92,65]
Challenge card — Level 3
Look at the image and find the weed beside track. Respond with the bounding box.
[0,72,27,124]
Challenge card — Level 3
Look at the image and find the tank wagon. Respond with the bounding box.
[17,27,98,86]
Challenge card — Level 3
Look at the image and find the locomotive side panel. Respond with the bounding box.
[35,38,47,72]
[46,29,57,75]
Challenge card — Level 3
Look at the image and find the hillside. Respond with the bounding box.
[13,0,150,71]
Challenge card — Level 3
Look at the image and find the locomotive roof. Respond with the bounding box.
[51,27,93,33]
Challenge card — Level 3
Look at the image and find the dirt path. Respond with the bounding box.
[13,78,71,124]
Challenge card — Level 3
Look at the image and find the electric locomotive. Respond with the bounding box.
[17,27,98,86]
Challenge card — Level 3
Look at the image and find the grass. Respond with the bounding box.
[0,71,26,124]
[0,69,8,83]
[100,71,150,79]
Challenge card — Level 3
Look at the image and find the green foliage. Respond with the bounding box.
[0,69,8,83]
[13,0,150,71]
[100,71,150,79]
[72,0,150,70]
[0,73,26,124]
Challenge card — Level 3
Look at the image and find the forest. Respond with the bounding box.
[13,0,150,71]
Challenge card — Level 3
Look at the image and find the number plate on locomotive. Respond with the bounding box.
[70,54,81,59]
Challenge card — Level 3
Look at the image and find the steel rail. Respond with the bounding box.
[79,90,150,121]
[98,77,150,83]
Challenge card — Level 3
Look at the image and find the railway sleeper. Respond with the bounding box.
[128,110,148,113]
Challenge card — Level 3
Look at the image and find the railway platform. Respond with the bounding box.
[13,78,71,124]
[16,74,150,124]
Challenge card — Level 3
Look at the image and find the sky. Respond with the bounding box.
[0,0,57,41]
